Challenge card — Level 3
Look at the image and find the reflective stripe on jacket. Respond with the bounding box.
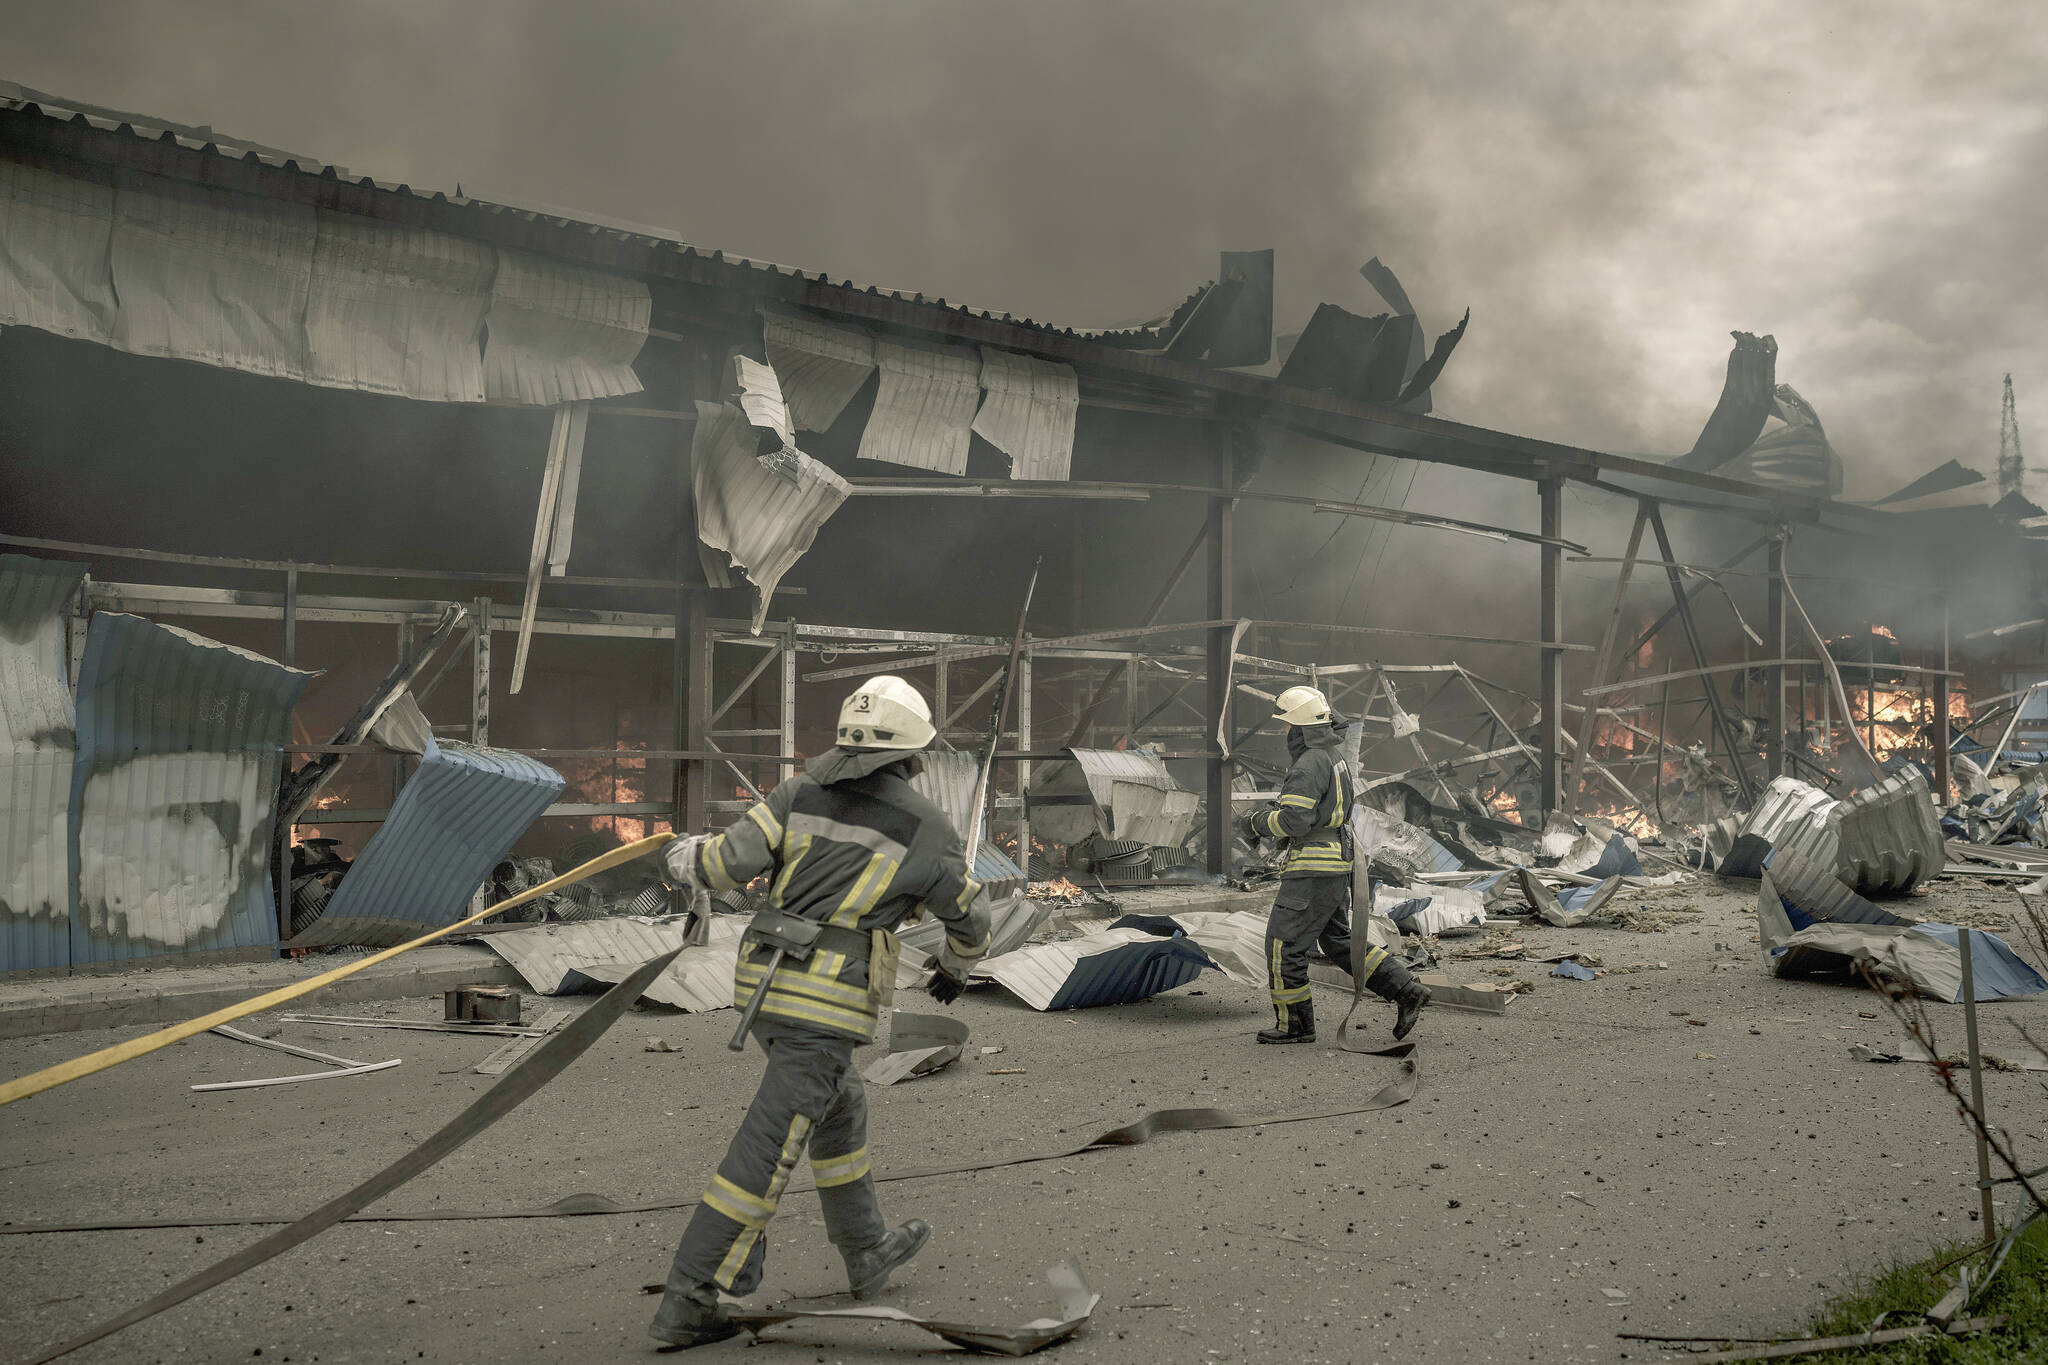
[685,747,990,1041]
[1250,724,1354,879]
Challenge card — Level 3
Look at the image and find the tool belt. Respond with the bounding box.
[742,908,874,962]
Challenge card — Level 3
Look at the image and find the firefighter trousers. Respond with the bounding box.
[1265,875,1389,1029]
[665,1019,888,1296]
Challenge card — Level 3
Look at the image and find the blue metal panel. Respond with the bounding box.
[1906,925,2048,1002]
[287,736,563,948]
[0,552,89,972]
[1044,935,1213,1011]
[1583,834,1642,879]
[68,613,313,965]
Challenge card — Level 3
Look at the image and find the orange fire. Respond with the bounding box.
[1027,876,1087,901]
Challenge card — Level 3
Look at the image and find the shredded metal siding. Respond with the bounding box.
[1835,766,1945,896]
[287,736,563,948]
[907,749,981,844]
[481,246,649,405]
[0,157,117,343]
[692,400,851,634]
[977,926,1213,1011]
[302,209,494,401]
[68,613,314,964]
[761,308,877,433]
[0,554,87,971]
[1732,774,1841,872]
[856,336,981,474]
[1109,782,1200,849]
[972,347,1078,481]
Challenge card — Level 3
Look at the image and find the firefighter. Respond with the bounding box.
[647,675,990,1350]
[1240,684,1430,1044]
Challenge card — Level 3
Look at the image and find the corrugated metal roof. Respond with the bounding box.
[68,612,314,964]
[856,336,981,474]
[0,553,86,972]
[1835,766,1945,896]
[480,247,649,406]
[303,208,494,401]
[978,926,1213,1011]
[0,157,117,342]
[1109,782,1199,849]
[692,400,852,634]
[971,347,1078,481]
[731,355,794,445]
[1028,748,1177,847]
[482,915,744,1012]
[762,308,877,433]
[1155,908,1268,987]
[287,736,563,948]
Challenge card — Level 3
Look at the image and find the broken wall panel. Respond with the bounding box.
[1835,766,1946,896]
[68,613,314,964]
[760,308,877,433]
[1108,782,1199,849]
[971,347,1078,481]
[692,401,852,633]
[286,737,563,949]
[484,916,743,1012]
[481,248,649,406]
[976,925,1213,1010]
[855,336,981,474]
[1027,748,1177,846]
[0,159,118,343]
[301,210,495,402]
[906,747,980,844]
[110,179,317,382]
[0,554,88,972]
[731,354,794,446]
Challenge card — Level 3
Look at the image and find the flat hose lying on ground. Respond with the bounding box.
[1,1045,1416,1234]
[21,945,686,1364]
[0,833,675,1109]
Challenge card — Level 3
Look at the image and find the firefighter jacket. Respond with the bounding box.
[1247,722,1354,879]
[671,747,990,1042]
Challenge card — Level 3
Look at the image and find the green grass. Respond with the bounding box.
[1729,1217,2048,1362]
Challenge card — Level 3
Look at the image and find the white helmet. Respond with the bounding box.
[1272,684,1332,726]
[837,674,936,751]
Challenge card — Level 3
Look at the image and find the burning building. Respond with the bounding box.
[3,79,2044,973]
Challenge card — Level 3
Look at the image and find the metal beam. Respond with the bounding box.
[1766,533,1787,779]
[1563,500,1648,815]
[1646,502,1757,804]
[1537,479,1564,814]
[1205,432,1236,875]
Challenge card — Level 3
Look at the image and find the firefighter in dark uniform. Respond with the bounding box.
[648,675,990,1350]
[1241,685,1430,1044]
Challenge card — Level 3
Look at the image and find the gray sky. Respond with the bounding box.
[7,0,2045,497]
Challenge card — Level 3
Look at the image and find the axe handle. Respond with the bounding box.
[727,946,785,1052]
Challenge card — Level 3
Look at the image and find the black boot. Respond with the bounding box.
[844,1218,931,1299]
[1366,959,1431,1040]
[1257,999,1316,1044]
[649,1277,739,1351]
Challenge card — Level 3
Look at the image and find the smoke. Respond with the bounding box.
[10,1,2046,497]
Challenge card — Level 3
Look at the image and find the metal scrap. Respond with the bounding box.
[861,1010,971,1087]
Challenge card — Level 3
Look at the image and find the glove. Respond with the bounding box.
[663,834,712,891]
[925,968,967,1005]
[1237,810,1265,844]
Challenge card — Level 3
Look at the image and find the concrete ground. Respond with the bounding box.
[3,874,2046,1364]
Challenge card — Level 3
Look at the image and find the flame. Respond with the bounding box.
[1027,876,1087,901]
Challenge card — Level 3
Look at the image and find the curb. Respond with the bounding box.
[0,946,524,1040]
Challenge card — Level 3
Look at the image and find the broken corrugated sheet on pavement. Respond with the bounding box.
[69,613,314,965]
[760,307,876,433]
[856,335,981,474]
[0,553,88,972]
[692,400,852,633]
[482,915,745,1012]
[975,924,1214,1010]
[1376,883,1487,936]
[1835,766,1946,895]
[285,737,563,949]
[1756,852,2048,1002]
[479,248,649,405]
[971,347,1078,481]
[733,1259,1098,1356]
[1730,773,1841,873]
[861,1009,970,1086]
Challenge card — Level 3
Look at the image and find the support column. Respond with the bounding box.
[392,620,413,798]
[681,593,710,833]
[1934,601,1952,801]
[1017,648,1033,871]
[1647,501,1758,804]
[282,568,298,669]
[1538,478,1564,815]
[780,621,798,787]
[1205,430,1236,874]
[471,597,492,745]
[1766,534,1787,780]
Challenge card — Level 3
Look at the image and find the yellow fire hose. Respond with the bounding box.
[0,831,675,1109]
